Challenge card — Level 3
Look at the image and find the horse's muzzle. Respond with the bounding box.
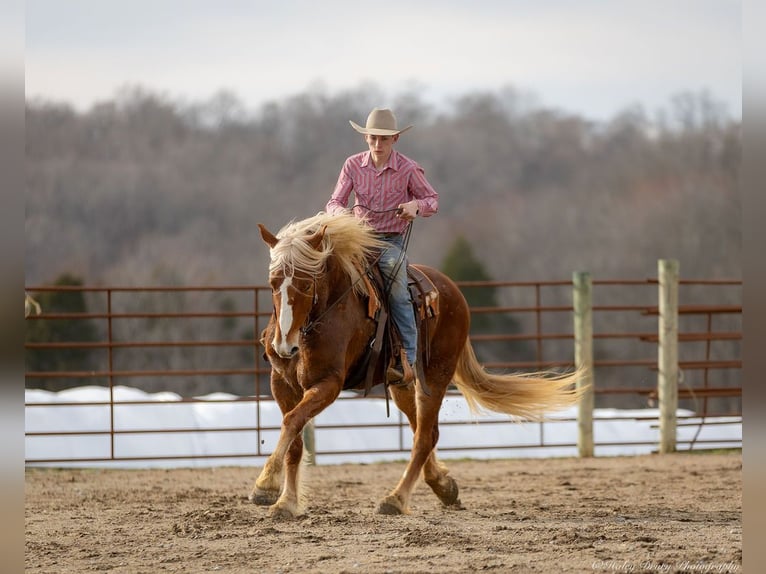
[272,341,299,359]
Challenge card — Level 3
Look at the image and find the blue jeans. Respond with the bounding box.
[378,236,418,366]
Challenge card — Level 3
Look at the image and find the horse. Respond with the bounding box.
[251,212,583,518]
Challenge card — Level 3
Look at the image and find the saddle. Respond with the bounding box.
[344,263,440,397]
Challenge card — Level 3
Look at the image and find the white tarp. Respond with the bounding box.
[25,385,742,468]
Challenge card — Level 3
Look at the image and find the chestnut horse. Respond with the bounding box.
[251,212,582,518]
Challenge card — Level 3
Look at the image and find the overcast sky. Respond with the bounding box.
[25,0,741,122]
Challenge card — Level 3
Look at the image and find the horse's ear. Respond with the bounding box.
[258,223,279,248]
[306,225,326,250]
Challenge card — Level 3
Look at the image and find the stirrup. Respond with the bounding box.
[386,351,415,386]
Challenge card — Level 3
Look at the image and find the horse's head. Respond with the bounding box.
[258,222,326,359]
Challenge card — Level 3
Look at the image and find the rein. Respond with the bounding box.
[299,248,384,336]
[353,204,414,298]
[299,213,413,336]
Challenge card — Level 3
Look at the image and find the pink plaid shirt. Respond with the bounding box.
[326,150,439,233]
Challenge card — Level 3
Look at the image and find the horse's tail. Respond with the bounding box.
[452,340,585,420]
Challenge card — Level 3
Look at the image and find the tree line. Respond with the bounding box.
[25,83,740,286]
[25,83,741,407]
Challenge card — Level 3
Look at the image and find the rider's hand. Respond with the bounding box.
[396,200,419,221]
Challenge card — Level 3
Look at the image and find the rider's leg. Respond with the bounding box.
[378,237,417,382]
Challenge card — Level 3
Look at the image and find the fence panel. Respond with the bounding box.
[25,275,742,465]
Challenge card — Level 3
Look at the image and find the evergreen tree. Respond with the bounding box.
[441,235,495,332]
[441,235,527,363]
[25,273,101,391]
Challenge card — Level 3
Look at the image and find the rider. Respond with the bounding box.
[326,108,439,386]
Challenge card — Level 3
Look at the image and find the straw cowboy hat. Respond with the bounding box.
[349,108,413,136]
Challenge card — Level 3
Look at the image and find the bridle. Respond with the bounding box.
[282,208,413,338]
[299,247,384,336]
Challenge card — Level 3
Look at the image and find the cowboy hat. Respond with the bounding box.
[349,108,413,136]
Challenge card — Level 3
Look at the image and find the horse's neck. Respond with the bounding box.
[313,256,350,310]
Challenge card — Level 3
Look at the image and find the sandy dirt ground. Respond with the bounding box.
[25,452,741,574]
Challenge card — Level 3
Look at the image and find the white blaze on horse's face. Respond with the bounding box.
[276,276,295,355]
[269,272,314,359]
[259,222,325,360]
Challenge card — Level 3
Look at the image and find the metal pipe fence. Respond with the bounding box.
[24,275,742,465]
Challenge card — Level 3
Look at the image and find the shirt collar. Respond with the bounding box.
[362,150,400,171]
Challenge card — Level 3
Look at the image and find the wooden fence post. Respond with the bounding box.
[658,259,679,453]
[573,271,594,457]
[302,418,316,466]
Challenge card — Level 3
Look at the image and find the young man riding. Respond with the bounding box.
[326,108,439,386]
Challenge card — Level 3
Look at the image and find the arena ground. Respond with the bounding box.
[25,452,741,573]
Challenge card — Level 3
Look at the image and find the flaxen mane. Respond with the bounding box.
[269,212,384,296]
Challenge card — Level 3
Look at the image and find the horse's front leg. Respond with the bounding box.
[250,370,301,506]
[263,380,341,519]
[250,436,301,507]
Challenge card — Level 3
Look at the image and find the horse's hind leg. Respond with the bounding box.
[423,451,461,507]
[385,384,461,509]
[377,380,449,515]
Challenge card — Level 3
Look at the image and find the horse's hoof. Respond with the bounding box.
[433,476,461,507]
[376,495,406,515]
[268,504,299,520]
[249,489,279,506]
